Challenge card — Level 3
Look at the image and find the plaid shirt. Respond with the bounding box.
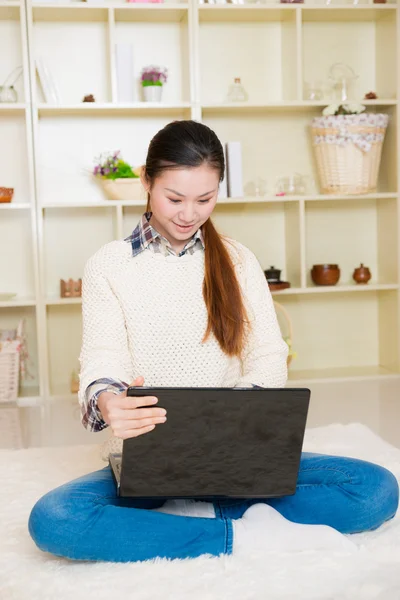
[81,212,205,432]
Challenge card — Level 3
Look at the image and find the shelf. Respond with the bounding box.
[115,3,189,22]
[32,2,188,23]
[288,365,400,384]
[198,4,296,22]
[0,103,27,114]
[0,296,37,308]
[201,100,397,113]
[46,297,82,305]
[198,4,396,23]
[0,203,31,210]
[301,5,397,23]
[1,387,43,408]
[0,3,20,20]
[40,193,397,210]
[271,283,399,295]
[44,284,399,305]
[37,102,191,116]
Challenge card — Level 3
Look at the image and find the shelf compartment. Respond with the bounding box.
[32,14,111,103]
[46,304,82,397]
[302,9,397,101]
[0,307,40,392]
[212,201,302,288]
[0,212,36,298]
[35,115,188,206]
[113,11,190,104]
[304,197,398,287]
[199,14,297,104]
[277,290,399,373]
[43,208,116,297]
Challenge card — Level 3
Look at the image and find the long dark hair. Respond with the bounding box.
[144,120,248,358]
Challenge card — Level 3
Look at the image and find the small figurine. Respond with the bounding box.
[364,91,378,100]
[60,278,82,298]
[83,94,95,102]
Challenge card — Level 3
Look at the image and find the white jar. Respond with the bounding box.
[143,85,163,102]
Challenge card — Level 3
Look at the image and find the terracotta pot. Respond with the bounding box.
[311,264,340,286]
[353,263,371,284]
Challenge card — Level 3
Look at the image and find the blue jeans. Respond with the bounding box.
[28,452,399,563]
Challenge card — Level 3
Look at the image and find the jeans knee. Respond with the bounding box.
[353,461,399,532]
[28,489,78,556]
[370,464,399,525]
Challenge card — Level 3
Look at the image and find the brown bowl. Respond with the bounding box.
[311,264,340,286]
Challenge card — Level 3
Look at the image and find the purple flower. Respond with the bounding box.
[93,165,100,175]
[104,167,110,175]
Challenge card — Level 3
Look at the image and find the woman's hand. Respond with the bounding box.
[97,376,166,440]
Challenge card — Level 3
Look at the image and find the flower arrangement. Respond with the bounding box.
[140,65,168,87]
[322,103,366,117]
[93,151,140,180]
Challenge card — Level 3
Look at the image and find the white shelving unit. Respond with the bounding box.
[1,0,399,446]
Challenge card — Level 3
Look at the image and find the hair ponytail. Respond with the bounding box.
[201,218,248,358]
[144,120,249,358]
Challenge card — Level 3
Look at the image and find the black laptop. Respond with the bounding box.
[109,387,310,500]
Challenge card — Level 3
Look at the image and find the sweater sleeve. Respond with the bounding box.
[78,246,134,429]
[235,247,288,388]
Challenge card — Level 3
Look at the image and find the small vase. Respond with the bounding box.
[353,263,371,284]
[143,85,163,102]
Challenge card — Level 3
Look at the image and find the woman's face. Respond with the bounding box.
[142,164,220,253]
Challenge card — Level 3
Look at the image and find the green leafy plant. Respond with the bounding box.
[93,151,140,180]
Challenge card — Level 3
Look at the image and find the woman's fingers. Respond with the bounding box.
[119,425,156,439]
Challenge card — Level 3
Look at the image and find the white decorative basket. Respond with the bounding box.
[0,320,23,403]
[99,178,144,201]
[311,113,389,195]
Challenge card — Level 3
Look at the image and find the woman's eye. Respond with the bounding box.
[199,198,211,203]
[168,198,181,204]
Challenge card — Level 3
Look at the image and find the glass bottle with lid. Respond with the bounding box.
[226,78,248,102]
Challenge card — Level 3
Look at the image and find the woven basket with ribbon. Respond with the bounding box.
[311,113,389,195]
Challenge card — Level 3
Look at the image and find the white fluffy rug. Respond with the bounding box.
[1,423,400,600]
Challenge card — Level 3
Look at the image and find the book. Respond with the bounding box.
[115,43,135,103]
[36,58,60,104]
[226,141,243,198]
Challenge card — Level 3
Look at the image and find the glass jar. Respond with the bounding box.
[0,85,18,103]
[226,78,248,102]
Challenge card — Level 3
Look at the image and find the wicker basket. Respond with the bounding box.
[0,187,14,203]
[311,113,389,195]
[0,320,23,403]
[274,301,294,368]
[98,178,144,201]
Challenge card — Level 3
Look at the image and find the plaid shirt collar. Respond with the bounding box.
[125,212,205,258]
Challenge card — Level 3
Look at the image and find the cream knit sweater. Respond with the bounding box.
[78,236,288,456]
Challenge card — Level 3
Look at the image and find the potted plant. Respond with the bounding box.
[93,151,144,201]
[140,65,168,103]
[311,103,389,195]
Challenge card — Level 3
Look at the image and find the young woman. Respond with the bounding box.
[28,120,399,563]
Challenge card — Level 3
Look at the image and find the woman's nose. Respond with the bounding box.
[179,205,196,223]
